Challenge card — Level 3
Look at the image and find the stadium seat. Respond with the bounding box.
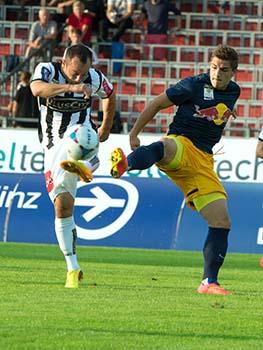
[118,94,130,112]
[122,60,140,77]
[190,15,213,30]
[169,32,196,46]
[199,31,223,46]
[122,29,143,44]
[239,84,253,99]
[132,96,147,113]
[140,60,167,79]
[235,68,254,82]
[120,80,137,95]
[248,103,263,118]
[256,86,263,100]
[98,59,109,75]
[143,34,168,61]
[0,43,10,55]
[150,80,167,95]
[124,44,141,60]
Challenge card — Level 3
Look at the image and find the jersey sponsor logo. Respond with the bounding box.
[203,85,214,100]
[102,78,112,96]
[193,103,233,125]
[46,97,90,112]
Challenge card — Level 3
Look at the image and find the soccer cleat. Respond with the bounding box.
[65,269,83,288]
[259,257,263,268]
[110,148,128,178]
[197,282,231,295]
[60,160,93,183]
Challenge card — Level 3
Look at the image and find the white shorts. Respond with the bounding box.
[43,125,100,202]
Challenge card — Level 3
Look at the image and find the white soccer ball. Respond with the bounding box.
[66,124,99,160]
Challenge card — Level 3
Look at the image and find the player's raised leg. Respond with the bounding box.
[61,160,93,183]
[110,141,165,178]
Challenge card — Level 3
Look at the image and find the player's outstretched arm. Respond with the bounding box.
[98,92,116,142]
[30,81,92,98]
[129,93,173,150]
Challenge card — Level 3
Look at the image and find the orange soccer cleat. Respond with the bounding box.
[197,282,231,295]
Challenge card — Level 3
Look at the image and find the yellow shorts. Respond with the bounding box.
[157,135,227,211]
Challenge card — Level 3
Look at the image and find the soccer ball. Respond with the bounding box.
[66,124,99,160]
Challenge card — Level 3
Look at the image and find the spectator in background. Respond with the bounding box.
[48,2,69,46]
[47,0,73,15]
[86,0,106,41]
[141,0,181,59]
[102,0,136,42]
[8,71,39,128]
[25,7,57,67]
[68,28,100,68]
[141,0,181,34]
[255,127,263,268]
[67,0,94,45]
[48,0,91,16]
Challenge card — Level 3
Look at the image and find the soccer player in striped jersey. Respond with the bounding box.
[31,44,116,288]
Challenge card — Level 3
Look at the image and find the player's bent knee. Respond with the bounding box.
[158,136,182,168]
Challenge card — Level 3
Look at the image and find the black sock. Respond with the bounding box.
[127,141,164,170]
[202,227,230,283]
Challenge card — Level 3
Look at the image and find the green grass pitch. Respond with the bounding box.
[0,242,262,350]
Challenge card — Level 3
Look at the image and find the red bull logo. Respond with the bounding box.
[194,103,233,125]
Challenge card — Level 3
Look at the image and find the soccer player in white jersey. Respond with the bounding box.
[256,127,263,268]
[30,44,116,288]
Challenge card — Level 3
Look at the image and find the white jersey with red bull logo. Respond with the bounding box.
[166,73,240,154]
[31,61,113,150]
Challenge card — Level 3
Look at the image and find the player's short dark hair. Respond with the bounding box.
[64,44,92,64]
[210,45,239,71]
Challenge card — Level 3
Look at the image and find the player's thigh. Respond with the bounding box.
[158,135,181,167]
[199,198,231,228]
[44,139,78,203]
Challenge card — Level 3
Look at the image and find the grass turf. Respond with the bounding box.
[0,242,262,350]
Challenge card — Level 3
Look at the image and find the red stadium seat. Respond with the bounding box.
[121,80,137,94]
[239,85,253,99]
[132,97,147,113]
[0,44,10,55]
[235,69,254,82]
[150,80,167,95]
[248,103,263,118]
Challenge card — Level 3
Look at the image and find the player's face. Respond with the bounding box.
[209,57,235,90]
[62,56,91,83]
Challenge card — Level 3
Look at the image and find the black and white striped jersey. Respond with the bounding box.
[31,61,114,149]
